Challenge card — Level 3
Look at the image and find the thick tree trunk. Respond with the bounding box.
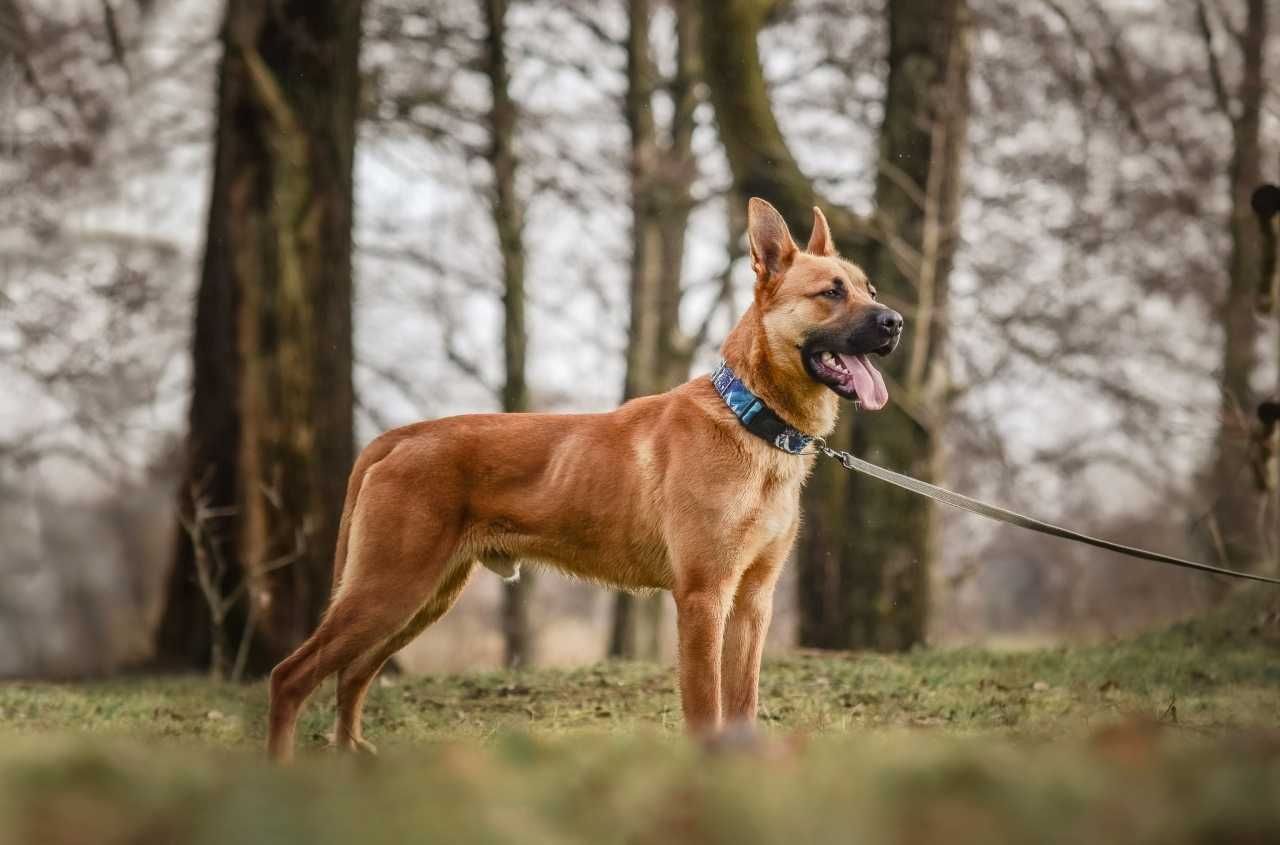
[609,0,700,659]
[701,0,969,650]
[805,0,969,650]
[1206,0,1266,574]
[483,0,534,667]
[154,0,361,677]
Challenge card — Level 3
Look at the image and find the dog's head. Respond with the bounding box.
[746,197,902,411]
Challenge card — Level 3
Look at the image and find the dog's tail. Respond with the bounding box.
[330,433,401,595]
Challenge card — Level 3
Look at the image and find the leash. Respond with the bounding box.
[709,359,1280,586]
[809,437,1280,586]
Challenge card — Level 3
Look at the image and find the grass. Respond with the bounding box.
[2,591,1280,844]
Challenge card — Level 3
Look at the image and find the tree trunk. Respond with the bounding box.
[609,0,700,659]
[698,0,873,256]
[1206,0,1267,575]
[154,0,361,677]
[700,0,969,650]
[483,0,534,668]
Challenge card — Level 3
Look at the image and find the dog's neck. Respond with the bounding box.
[720,302,840,437]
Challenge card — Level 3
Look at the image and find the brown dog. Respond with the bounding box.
[266,198,902,761]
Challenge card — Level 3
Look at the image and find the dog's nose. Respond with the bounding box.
[876,308,904,336]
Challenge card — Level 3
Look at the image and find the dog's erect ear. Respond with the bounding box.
[807,206,836,257]
[747,198,797,284]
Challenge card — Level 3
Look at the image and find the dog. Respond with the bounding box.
[266,198,903,761]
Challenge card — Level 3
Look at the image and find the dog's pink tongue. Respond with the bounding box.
[837,354,889,410]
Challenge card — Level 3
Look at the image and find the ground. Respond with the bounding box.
[3,592,1280,844]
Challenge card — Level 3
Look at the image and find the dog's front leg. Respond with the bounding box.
[720,575,776,726]
[673,580,733,735]
[720,534,790,727]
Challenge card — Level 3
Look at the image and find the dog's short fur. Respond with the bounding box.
[266,199,902,761]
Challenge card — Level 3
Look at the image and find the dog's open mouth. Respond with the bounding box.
[806,347,890,410]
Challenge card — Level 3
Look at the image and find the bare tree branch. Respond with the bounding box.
[1194,0,1234,122]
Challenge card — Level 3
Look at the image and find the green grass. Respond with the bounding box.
[3,593,1280,844]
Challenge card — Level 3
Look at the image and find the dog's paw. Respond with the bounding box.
[328,728,379,757]
[703,721,764,755]
[703,722,804,761]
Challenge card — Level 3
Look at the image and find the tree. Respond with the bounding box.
[609,0,701,659]
[699,0,970,649]
[153,0,362,678]
[1197,0,1269,574]
[482,0,535,667]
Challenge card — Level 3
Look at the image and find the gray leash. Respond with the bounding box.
[812,438,1280,586]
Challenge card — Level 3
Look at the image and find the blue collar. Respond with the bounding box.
[711,361,815,455]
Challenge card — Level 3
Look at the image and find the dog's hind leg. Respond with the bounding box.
[332,559,475,754]
[267,545,458,762]
[267,473,462,763]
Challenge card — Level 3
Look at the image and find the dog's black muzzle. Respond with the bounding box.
[810,306,904,358]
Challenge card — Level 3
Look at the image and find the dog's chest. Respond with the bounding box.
[720,452,807,537]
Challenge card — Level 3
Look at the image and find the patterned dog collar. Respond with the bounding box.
[710,361,814,455]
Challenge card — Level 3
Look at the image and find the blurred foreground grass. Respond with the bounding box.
[2,591,1280,844]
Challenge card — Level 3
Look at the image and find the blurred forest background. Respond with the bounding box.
[2,0,1278,680]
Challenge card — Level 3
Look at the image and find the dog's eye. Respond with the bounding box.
[868,286,878,300]
[821,279,844,299]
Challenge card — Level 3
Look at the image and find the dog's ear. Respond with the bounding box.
[807,206,836,257]
[747,198,797,285]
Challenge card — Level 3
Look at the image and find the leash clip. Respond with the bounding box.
[810,436,856,470]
